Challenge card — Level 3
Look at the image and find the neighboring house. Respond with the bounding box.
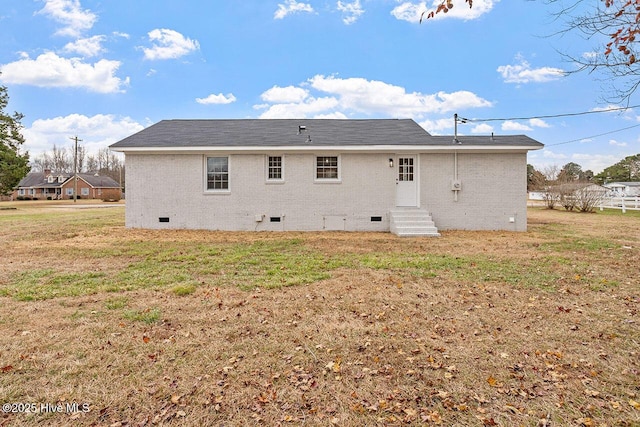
[556,182,609,196]
[110,119,543,235]
[13,170,122,200]
[604,181,640,197]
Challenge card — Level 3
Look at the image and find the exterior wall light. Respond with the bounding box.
[389,158,394,168]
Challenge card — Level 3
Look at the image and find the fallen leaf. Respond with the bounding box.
[403,408,417,417]
[487,376,499,387]
[630,399,640,409]
[504,404,519,414]
[1,365,13,373]
[585,389,600,397]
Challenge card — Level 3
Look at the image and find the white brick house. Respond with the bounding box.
[110,119,543,235]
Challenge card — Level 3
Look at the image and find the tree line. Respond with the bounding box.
[528,154,640,190]
[527,154,640,211]
[30,144,124,187]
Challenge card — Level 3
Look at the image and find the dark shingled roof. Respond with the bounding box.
[110,119,544,149]
[16,173,120,189]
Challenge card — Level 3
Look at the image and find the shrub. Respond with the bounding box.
[101,189,121,202]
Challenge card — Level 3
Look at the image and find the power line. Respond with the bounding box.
[546,123,640,146]
[459,104,640,123]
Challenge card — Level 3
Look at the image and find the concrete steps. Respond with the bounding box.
[390,208,440,237]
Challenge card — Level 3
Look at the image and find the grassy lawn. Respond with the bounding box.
[0,202,638,426]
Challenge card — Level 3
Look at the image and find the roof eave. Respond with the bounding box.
[111,144,543,154]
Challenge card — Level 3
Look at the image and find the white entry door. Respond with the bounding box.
[395,155,418,207]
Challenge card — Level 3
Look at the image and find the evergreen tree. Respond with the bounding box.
[595,154,640,183]
[0,80,29,195]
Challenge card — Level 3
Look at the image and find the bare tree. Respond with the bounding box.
[424,0,640,102]
[76,145,86,173]
[31,152,52,172]
[50,144,71,173]
[85,154,98,173]
[574,185,606,212]
[540,165,562,209]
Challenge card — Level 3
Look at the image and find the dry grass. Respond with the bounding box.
[0,201,638,426]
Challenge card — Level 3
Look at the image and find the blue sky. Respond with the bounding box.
[1,0,639,173]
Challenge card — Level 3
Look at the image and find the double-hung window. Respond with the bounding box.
[206,157,229,191]
[267,156,283,181]
[316,156,339,180]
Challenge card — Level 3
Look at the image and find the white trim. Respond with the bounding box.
[112,145,541,154]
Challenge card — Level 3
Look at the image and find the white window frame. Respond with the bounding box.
[314,155,341,183]
[81,187,90,196]
[204,156,231,193]
[266,155,285,183]
[66,188,73,196]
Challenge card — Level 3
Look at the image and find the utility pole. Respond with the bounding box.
[70,136,82,203]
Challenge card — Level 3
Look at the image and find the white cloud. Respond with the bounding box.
[471,123,494,134]
[390,2,425,23]
[113,31,130,39]
[502,121,532,131]
[62,35,106,57]
[497,57,565,84]
[609,139,628,147]
[314,112,349,119]
[256,97,341,119]
[142,29,200,60]
[391,0,497,23]
[418,118,453,134]
[591,104,626,113]
[542,150,568,160]
[196,93,237,105]
[337,0,365,24]
[254,74,492,119]
[307,74,492,116]
[0,52,128,93]
[529,118,550,128]
[274,0,315,19]
[36,0,97,37]
[571,153,628,174]
[261,86,309,103]
[23,114,144,158]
